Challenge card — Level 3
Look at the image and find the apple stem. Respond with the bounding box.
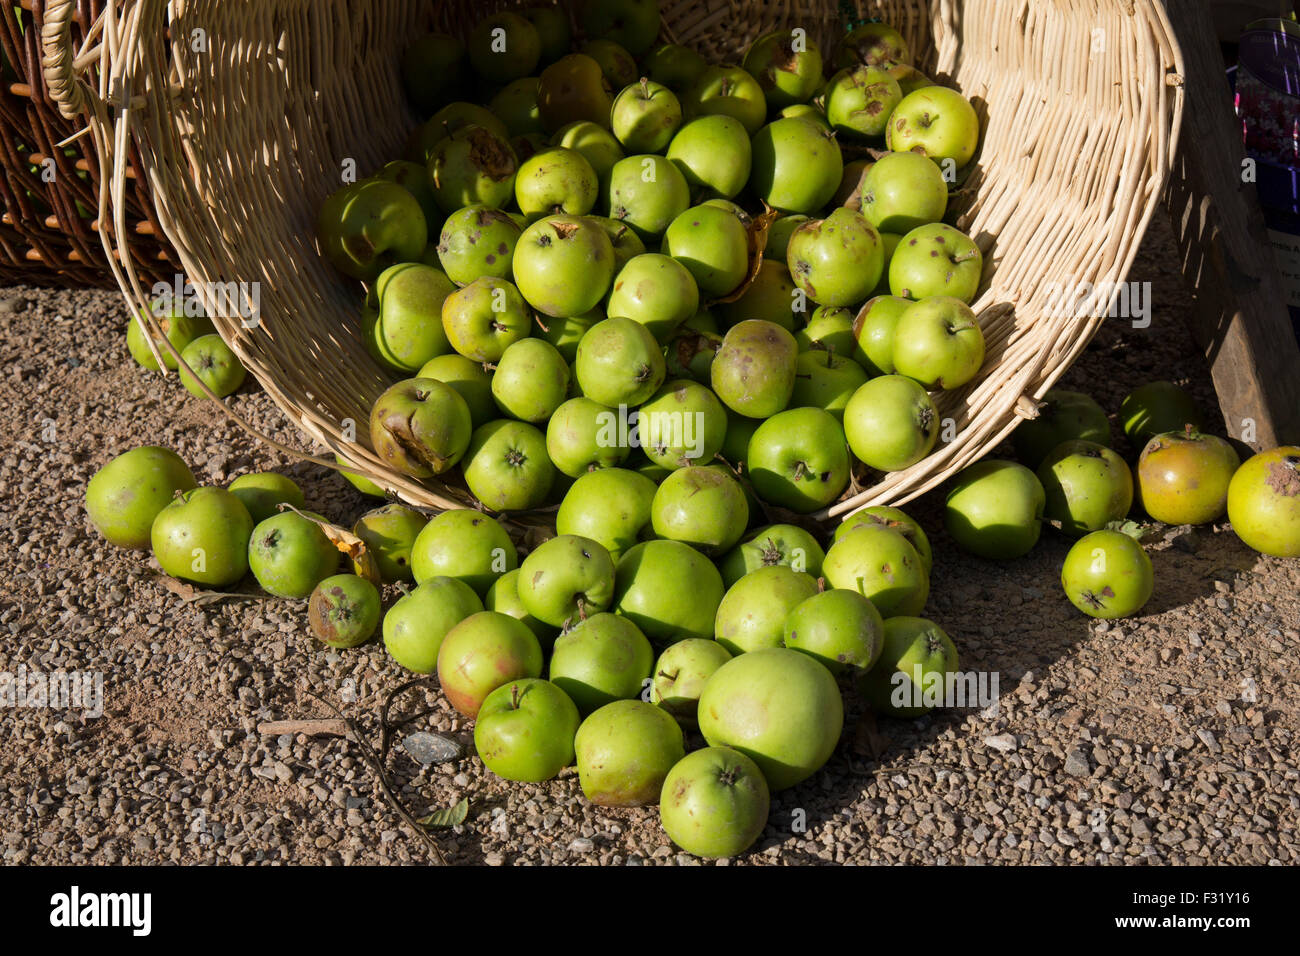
[511,683,520,710]
[951,249,979,264]
[576,596,587,622]
[816,576,827,593]
[640,76,650,98]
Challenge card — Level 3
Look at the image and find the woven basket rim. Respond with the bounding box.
[60,0,1186,525]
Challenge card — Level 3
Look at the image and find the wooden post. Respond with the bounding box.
[1164,0,1300,449]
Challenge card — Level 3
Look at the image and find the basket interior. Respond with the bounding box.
[126,0,1178,513]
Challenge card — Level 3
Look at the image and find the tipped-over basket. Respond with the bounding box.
[47,0,1184,523]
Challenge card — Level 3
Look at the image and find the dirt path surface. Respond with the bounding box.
[1,215,1297,866]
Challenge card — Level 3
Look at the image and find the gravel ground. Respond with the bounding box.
[1,213,1297,867]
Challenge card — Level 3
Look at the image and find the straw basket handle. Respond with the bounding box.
[41,0,91,119]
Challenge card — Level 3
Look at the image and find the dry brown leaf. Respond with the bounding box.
[710,202,782,305]
[278,504,382,584]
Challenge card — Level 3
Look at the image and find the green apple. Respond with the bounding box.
[334,455,388,498]
[410,508,517,594]
[575,699,685,806]
[226,472,303,526]
[1038,440,1134,537]
[436,204,522,286]
[859,151,948,234]
[782,588,884,676]
[843,374,938,472]
[369,378,472,479]
[538,55,614,132]
[698,647,843,790]
[858,616,960,716]
[794,306,857,356]
[575,316,666,407]
[428,124,519,213]
[474,678,581,782]
[436,611,544,717]
[834,22,910,70]
[891,296,985,390]
[491,338,570,424]
[764,214,811,261]
[467,12,541,83]
[822,524,929,617]
[86,446,196,550]
[177,334,245,398]
[374,159,443,234]
[383,576,484,673]
[719,524,824,586]
[666,115,752,199]
[151,487,254,588]
[1013,389,1113,468]
[789,349,870,422]
[611,78,682,153]
[127,303,212,372]
[944,459,1046,559]
[549,612,654,713]
[316,179,428,281]
[637,379,727,470]
[787,208,883,307]
[660,746,770,858]
[889,223,983,303]
[549,121,624,187]
[743,29,823,107]
[441,277,532,363]
[351,504,426,582]
[248,511,339,598]
[607,154,691,240]
[515,147,599,219]
[365,262,456,374]
[606,253,699,342]
[710,320,799,418]
[614,539,725,643]
[823,65,902,140]
[834,506,933,571]
[651,466,749,555]
[1227,447,1300,558]
[852,294,910,375]
[749,117,844,214]
[489,77,544,137]
[576,0,661,57]
[523,7,572,65]
[556,468,656,560]
[683,64,766,135]
[664,327,723,384]
[650,639,733,726]
[1137,428,1240,526]
[416,352,496,427]
[517,534,615,627]
[485,568,558,646]
[407,103,509,163]
[645,43,707,91]
[463,419,556,513]
[308,574,381,648]
[1061,530,1154,618]
[513,215,615,317]
[714,566,819,655]
[546,396,629,476]
[747,407,850,512]
[885,86,980,168]
[1120,381,1205,448]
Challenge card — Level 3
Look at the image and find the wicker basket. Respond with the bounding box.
[0,0,175,287]
[47,0,1185,520]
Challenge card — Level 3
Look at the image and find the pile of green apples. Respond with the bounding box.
[90,1,1300,861]
[317,9,990,522]
[941,379,1300,617]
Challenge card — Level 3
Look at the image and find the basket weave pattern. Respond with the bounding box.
[1,0,175,286]
[51,0,1184,518]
